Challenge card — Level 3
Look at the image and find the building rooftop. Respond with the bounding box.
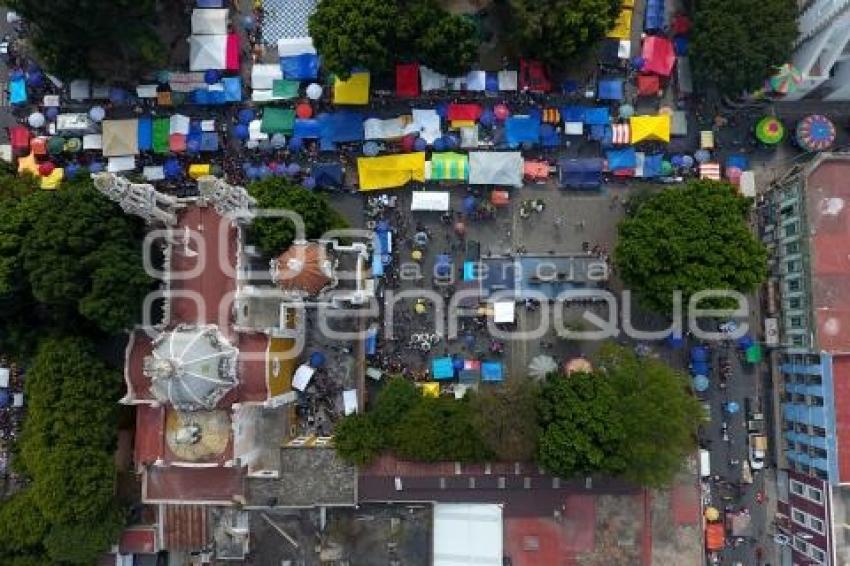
[143,466,243,504]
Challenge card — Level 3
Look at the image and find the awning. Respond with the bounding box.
[357,152,426,191]
[629,115,671,143]
[411,191,450,211]
[333,72,370,105]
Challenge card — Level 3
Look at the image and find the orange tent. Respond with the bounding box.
[705,522,725,551]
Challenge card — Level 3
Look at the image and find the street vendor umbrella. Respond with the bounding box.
[694,149,711,163]
[755,116,785,145]
[270,133,287,148]
[64,137,81,153]
[288,136,304,151]
[296,102,313,119]
[89,106,106,122]
[88,161,104,173]
[240,14,255,31]
[65,162,80,178]
[411,250,423,261]
[445,133,460,149]
[726,166,742,182]
[413,137,428,151]
[796,114,836,151]
[27,112,45,128]
[26,69,43,87]
[46,136,65,154]
[670,154,684,167]
[454,221,466,236]
[660,160,673,176]
[528,355,558,379]
[306,83,323,100]
[164,158,182,179]
[45,107,59,121]
[415,301,427,314]
[480,107,495,127]
[693,374,709,392]
[745,344,763,363]
[463,195,477,215]
[494,103,510,121]
[618,103,635,119]
[303,176,316,189]
[233,123,249,140]
[681,155,695,168]
[769,63,802,94]
[704,507,720,522]
[286,162,301,175]
[257,164,272,178]
[433,137,447,152]
[725,401,741,414]
[38,161,54,176]
[363,141,380,156]
[204,69,221,85]
[436,102,449,119]
[238,108,256,124]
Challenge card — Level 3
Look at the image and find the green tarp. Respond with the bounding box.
[430,152,468,181]
[153,118,170,154]
[745,344,762,364]
[272,80,300,100]
[261,108,295,135]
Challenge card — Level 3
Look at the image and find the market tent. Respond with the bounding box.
[226,34,239,71]
[524,160,549,180]
[498,70,518,91]
[252,64,283,90]
[607,147,637,170]
[271,79,299,99]
[629,115,671,143]
[9,126,29,152]
[428,152,468,181]
[642,36,675,76]
[280,53,320,80]
[422,382,440,398]
[312,162,344,188]
[598,78,624,101]
[357,152,426,191]
[364,117,408,140]
[323,111,364,143]
[153,118,170,153]
[705,523,725,552]
[102,119,139,156]
[333,72,370,105]
[137,116,152,152]
[584,107,610,125]
[466,70,486,91]
[432,357,454,380]
[420,66,447,91]
[396,63,420,97]
[520,59,552,92]
[699,162,721,180]
[261,108,295,135]
[671,111,687,136]
[191,8,227,34]
[9,76,26,105]
[745,344,762,363]
[645,0,665,30]
[641,153,664,177]
[481,361,504,382]
[559,158,604,189]
[468,151,523,187]
[411,191,450,211]
[448,103,482,122]
[505,116,541,145]
[190,35,227,70]
[222,77,242,102]
[40,167,63,190]
[637,73,660,96]
[607,8,632,39]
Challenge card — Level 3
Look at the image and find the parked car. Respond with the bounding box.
[749,434,767,470]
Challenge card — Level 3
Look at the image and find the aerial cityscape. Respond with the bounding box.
[0,0,844,564]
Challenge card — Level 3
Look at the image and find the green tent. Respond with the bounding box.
[47,136,66,155]
[745,344,762,364]
[261,108,295,135]
[430,152,469,181]
[272,80,300,100]
[153,118,170,154]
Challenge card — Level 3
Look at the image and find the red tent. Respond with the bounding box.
[396,63,420,98]
[9,126,30,151]
[520,59,552,92]
[672,14,692,35]
[705,522,725,552]
[226,33,240,71]
[637,74,661,96]
[490,190,510,206]
[448,103,482,122]
[642,36,676,77]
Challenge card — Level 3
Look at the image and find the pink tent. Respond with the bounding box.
[226,33,240,71]
[642,36,676,77]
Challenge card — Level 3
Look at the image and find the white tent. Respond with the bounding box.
[69,79,90,101]
[493,301,515,323]
[364,117,407,140]
[497,71,517,91]
[469,152,524,187]
[465,70,486,92]
[411,191,450,212]
[277,37,316,56]
[169,114,191,135]
[420,66,447,91]
[433,504,502,566]
[191,8,228,35]
[107,156,136,172]
[406,109,441,144]
[101,119,139,157]
[292,364,315,392]
[189,35,227,71]
[251,64,283,90]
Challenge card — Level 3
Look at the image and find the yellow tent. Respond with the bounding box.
[629,115,671,143]
[358,152,426,191]
[333,72,370,105]
[621,0,634,7]
[607,9,632,40]
[188,163,211,180]
[17,152,38,176]
[40,167,64,190]
[422,382,440,398]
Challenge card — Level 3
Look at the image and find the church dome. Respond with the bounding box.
[271,242,333,295]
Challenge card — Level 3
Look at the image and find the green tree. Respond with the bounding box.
[333,413,384,465]
[690,0,797,94]
[397,0,480,76]
[469,379,541,461]
[369,376,420,430]
[308,0,398,79]
[247,178,349,257]
[391,397,490,462]
[508,0,621,67]
[614,180,767,315]
[1,0,165,80]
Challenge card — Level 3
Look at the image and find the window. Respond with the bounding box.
[807,486,824,504]
[794,536,808,552]
[788,278,801,292]
[785,222,799,236]
[810,517,824,534]
[791,480,806,496]
[792,335,805,347]
[790,316,803,328]
[786,260,800,273]
[812,426,827,438]
[789,297,802,309]
[792,509,806,524]
[810,396,825,407]
[785,241,800,254]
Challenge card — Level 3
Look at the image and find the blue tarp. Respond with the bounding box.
[606,148,637,170]
[280,54,320,80]
[691,360,709,377]
[505,116,541,146]
[137,116,152,152]
[645,0,665,30]
[191,88,227,105]
[374,221,392,267]
[365,326,377,355]
[562,106,587,122]
[540,124,560,147]
[432,357,455,380]
[559,158,604,189]
[598,78,624,101]
[197,0,224,6]
[643,153,664,177]
[294,118,322,138]
[200,132,219,152]
[691,346,709,362]
[323,111,364,143]
[726,154,749,171]
[222,77,242,102]
[584,107,611,125]
[481,361,504,382]
[9,77,26,105]
[589,124,611,142]
[312,162,344,188]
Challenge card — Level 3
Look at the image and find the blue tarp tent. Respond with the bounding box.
[191,88,227,105]
[481,361,504,382]
[589,124,611,142]
[312,162,344,188]
[9,77,26,105]
[222,77,242,102]
[584,107,611,125]
[691,346,709,362]
[281,54,320,80]
[726,154,749,171]
[197,0,224,6]
[607,148,637,170]
[365,326,377,355]
[137,116,152,152]
[374,220,392,269]
[294,118,322,138]
[562,106,587,122]
[505,116,541,146]
[200,132,219,152]
[541,124,560,147]
[691,360,709,377]
[323,111,364,143]
[432,357,455,380]
[645,0,665,30]
[559,158,605,189]
[598,78,624,101]
[643,153,664,177]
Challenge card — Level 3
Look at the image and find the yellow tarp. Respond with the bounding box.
[188,163,211,180]
[629,115,671,143]
[451,120,475,129]
[358,152,426,191]
[333,72,370,105]
[622,0,634,7]
[422,382,440,398]
[40,167,63,190]
[607,9,632,40]
[17,152,38,176]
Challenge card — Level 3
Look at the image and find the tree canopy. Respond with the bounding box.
[1,0,165,80]
[537,343,702,486]
[469,379,541,461]
[508,0,621,67]
[0,337,125,564]
[246,178,349,257]
[0,174,152,356]
[614,180,767,315]
[309,0,480,79]
[690,0,797,94]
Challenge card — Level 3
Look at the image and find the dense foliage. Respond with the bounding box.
[246,178,349,257]
[469,379,541,461]
[508,0,621,67]
[0,338,125,564]
[0,174,152,356]
[614,180,768,315]
[309,0,480,79]
[1,0,165,80]
[691,0,797,94]
[537,343,703,486]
